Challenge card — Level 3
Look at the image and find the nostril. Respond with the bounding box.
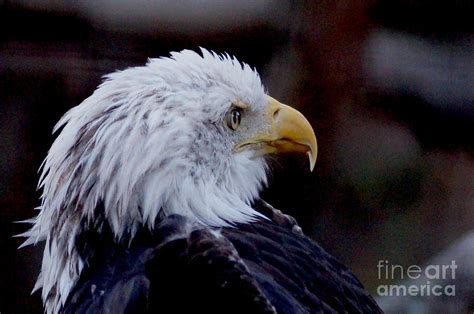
[273,108,281,120]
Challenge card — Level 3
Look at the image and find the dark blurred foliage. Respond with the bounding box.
[0,1,472,313]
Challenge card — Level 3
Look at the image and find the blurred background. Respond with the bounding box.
[0,0,473,313]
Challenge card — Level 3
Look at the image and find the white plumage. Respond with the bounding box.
[23,49,272,313]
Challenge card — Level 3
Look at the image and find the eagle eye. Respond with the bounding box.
[227,108,242,130]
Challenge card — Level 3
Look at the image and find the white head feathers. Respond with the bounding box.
[23,48,272,313]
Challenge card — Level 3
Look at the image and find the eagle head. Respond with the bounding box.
[23,48,317,312]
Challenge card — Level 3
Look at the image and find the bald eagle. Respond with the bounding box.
[21,49,381,313]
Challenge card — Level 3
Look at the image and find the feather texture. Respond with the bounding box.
[62,203,382,313]
[24,49,270,312]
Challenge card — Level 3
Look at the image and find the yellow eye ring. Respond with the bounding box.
[227,108,242,130]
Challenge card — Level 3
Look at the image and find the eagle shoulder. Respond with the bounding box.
[63,207,381,313]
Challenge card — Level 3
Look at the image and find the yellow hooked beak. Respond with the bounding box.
[235,96,318,171]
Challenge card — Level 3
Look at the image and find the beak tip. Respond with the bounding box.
[308,151,316,172]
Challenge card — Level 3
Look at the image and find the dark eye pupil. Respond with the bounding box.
[227,109,242,130]
[233,111,240,124]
